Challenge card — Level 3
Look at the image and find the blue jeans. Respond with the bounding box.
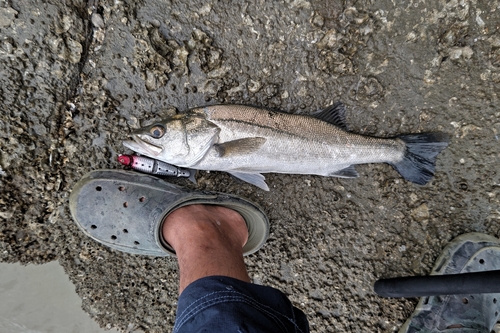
[174,276,310,333]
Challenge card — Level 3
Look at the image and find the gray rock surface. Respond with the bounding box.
[1,0,499,332]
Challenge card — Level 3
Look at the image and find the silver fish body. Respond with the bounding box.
[123,103,449,190]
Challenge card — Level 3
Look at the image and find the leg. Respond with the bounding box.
[162,205,250,294]
[164,205,310,333]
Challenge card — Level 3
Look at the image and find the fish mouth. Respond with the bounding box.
[123,135,163,157]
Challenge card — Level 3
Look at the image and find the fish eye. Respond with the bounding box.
[149,125,165,138]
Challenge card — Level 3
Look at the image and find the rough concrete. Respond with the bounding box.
[1,0,499,332]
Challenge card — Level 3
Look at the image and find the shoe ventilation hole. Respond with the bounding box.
[479,259,485,264]
[119,186,125,191]
[91,225,97,229]
[123,229,128,233]
[96,186,102,191]
[111,235,117,240]
[462,298,469,304]
[494,298,497,304]
[134,241,140,245]
[123,202,128,208]
[139,197,145,202]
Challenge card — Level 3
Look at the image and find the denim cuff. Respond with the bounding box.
[174,276,309,333]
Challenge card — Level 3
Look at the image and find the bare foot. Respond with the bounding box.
[162,205,250,294]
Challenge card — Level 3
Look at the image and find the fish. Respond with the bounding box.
[123,102,449,191]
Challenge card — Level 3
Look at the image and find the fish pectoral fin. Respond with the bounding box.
[329,166,359,178]
[214,137,266,157]
[312,102,348,130]
[228,172,269,191]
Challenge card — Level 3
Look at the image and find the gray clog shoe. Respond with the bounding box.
[69,170,269,256]
[400,233,500,333]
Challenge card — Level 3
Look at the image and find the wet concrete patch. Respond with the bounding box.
[0,261,121,333]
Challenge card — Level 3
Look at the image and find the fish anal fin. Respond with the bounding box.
[228,172,269,191]
[214,137,266,157]
[313,102,348,130]
[329,165,359,178]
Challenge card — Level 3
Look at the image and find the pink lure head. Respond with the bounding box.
[117,154,132,166]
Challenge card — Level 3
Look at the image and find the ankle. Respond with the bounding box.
[162,205,251,293]
[162,205,248,253]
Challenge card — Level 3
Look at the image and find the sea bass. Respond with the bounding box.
[123,103,449,191]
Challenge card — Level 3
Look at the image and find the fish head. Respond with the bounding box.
[123,113,220,167]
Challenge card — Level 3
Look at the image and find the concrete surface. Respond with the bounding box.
[1,0,499,332]
[0,261,119,333]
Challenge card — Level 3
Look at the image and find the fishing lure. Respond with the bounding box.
[117,154,197,183]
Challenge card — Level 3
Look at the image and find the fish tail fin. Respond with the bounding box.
[390,133,449,185]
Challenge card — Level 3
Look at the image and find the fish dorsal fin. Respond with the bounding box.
[313,102,348,130]
[228,172,269,191]
[214,137,266,157]
[329,165,358,178]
